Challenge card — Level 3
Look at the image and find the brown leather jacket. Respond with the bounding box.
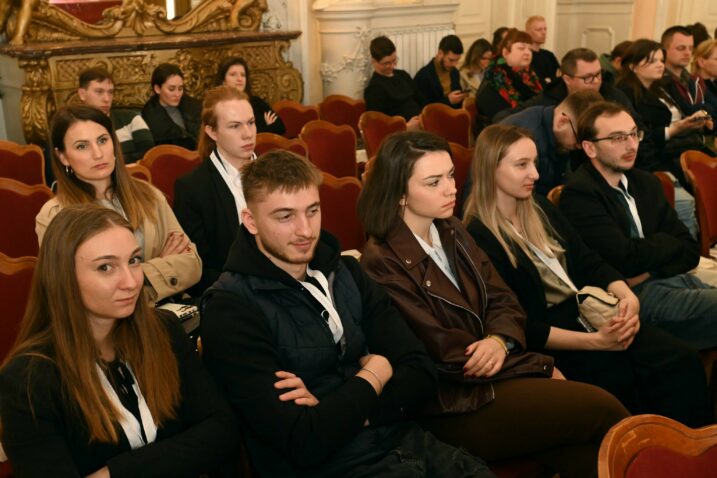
[361,217,554,415]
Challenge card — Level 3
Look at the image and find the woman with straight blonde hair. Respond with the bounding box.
[692,38,717,97]
[173,85,257,295]
[358,129,630,478]
[463,123,711,427]
[1,205,238,477]
[35,105,201,302]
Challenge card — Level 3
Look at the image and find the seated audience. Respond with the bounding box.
[215,56,286,135]
[358,130,630,478]
[414,34,465,109]
[600,40,633,85]
[174,86,256,296]
[501,48,635,121]
[0,205,238,477]
[364,35,424,129]
[201,151,495,477]
[691,38,717,97]
[142,63,202,150]
[616,38,713,231]
[661,25,717,117]
[560,101,717,350]
[463,124,711,427]
[36,105,201,302]
[77,67,154,163]
[526,15,560,86]
[460,38,493,97]
[474,29,543,122]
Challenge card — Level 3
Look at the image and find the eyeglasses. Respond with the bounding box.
[564,71,602,84]
[378,56,399,67]
[589,130,645,144]
[561,112,578,141]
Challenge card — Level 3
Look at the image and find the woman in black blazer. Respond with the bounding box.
[0,205,238,477]
[616,39,713,177]
[463,124,711,427]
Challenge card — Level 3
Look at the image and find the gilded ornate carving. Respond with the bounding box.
[3,0,267,44]
[19,58,54,144]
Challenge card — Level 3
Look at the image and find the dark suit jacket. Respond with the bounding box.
[250,95,286,135]
[0,317,238,478]
[559,161,699,279]
[174,158,239,296]
[413,59,461,108]
[466,196,622,351]
[142,95,202,150]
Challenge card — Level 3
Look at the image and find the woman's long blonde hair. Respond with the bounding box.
[50,105,158,229]
[2,205,180,444]
[463,124,562,266]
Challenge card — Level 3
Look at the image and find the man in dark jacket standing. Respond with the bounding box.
[414,35,465,109]
[201,151,494,477]
[560,101,717,350]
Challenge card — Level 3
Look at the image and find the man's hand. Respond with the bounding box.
[447,90,466,105]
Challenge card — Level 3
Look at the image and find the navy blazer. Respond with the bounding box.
[173,158,239,296]
[413,59,461,108]
[559,161,699,279]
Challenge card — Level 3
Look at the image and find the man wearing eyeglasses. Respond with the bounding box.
[560,101,717,351]
[495,48,635,122]
[364,36,424,130]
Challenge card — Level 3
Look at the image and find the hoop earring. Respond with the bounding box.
[65,165,74,175]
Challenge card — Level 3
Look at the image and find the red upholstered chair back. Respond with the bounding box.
[449,142,473,215]
[598,414,717,478]
[125,163,152,183]
[0,253,36,361]
[0,178,52,258]
[463,97,478,137]
[358,111,407,159]
[255,133,308,158]
[653,171,675,208]
[300,120,357,178]
[319,95,366,138]
[680,151,717,256]
[138,145,200,206]
[421,103,472,148]
[547,185,565,206]
[272,100,320,139]
[319,172,364,251]
[0,461,12,478]
[0,140,45,185]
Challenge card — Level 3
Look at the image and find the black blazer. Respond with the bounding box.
[413,59,461,108]
[466,196,621,350]
[173,158,239,296]
[142,95,202,150]
[559,161,699,279]
[0,317,239,477]
[250,95,286,135]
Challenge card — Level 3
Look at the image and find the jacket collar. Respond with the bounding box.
[224,224,341,289]
[384,219,476,311]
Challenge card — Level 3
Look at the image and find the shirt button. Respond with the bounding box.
[170,277,178,286]
[405,258,412,264]
[425,280,431,287]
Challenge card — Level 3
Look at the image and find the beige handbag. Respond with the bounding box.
[576,286,620,331]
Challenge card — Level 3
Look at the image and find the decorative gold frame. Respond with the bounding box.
[4,0,267,45]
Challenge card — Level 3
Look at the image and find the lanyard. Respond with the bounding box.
[300,267,344,344]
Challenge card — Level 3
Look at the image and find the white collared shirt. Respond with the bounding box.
[613,175,645,238]
[413,223,461,291]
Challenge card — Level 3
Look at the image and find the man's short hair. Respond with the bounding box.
[661,25,692,48]
[241,150,323,205]
[79,67,113,89]
[576,101,630,143]
[525,15,545,29]
[560,48,599,76]
[610,41,633,60]
[560,90,604,118]
[438,35,464,55]
[370,36,396,61]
